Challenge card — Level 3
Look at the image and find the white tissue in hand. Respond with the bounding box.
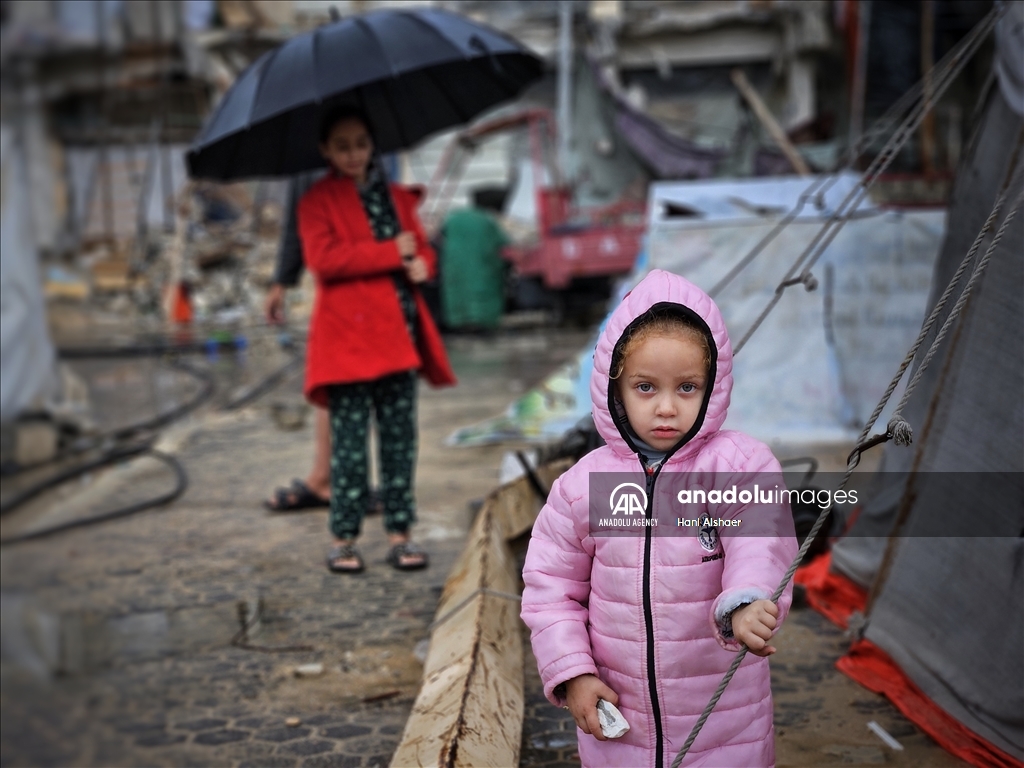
[596,699,630,739]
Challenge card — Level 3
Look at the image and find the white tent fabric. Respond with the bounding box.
[0,126,58,422]
[645,174,945,445]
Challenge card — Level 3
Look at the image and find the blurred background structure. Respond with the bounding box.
[0,0,995,434]
[2,2,1019,767]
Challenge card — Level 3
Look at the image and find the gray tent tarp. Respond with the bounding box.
[0,125,58,422]
[826,6,1024,762]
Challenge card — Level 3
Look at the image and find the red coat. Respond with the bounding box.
[298,172,456,407]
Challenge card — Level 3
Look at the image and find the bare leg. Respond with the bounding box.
[303,406,331,499]
[264,406,331,510]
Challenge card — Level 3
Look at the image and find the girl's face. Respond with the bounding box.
[618,333,709,451]
[320,118,373,183]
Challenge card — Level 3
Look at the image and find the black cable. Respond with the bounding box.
[221,342,302,411]
[56,321,304,360]
[515,450,549,501]
[6,330,299,479]
[0,361,211,519]
[0,440,152,517]
[0,449,187,546]
[58,340,216,359]
[0,333,298,536]
[114,358,216,438]
[1,359,215,479]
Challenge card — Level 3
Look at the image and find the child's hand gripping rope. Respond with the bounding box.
[730,599,779,657]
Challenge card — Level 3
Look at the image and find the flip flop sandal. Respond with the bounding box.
[326,543,364,574]
[264,479,329,512]
[386,542,429,571]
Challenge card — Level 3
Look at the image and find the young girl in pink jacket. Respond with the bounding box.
[521,269,798,767]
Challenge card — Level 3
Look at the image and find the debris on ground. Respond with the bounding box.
[293,663,325,678]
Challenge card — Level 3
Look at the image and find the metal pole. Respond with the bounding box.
[848,0,871,164]
[920,0,936,174]
[556,0,573,183]
[96,0,115,242]
[153,0,176,233]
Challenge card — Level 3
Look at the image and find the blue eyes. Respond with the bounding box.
[634,382,700,394]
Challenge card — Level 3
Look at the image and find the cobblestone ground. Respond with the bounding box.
[519,620,579,768]
[515,536,579,768]
[0,329,590,768]
[772,595,966,767]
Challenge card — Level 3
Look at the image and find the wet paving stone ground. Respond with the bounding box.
[1,329,590,768]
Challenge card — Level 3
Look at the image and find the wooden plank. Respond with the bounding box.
[391,504,522,767]
[730,68,811,176]
[390,461,570,767]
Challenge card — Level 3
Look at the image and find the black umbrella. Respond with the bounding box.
[187,7,544,181]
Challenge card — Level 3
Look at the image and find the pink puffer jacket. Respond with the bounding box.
[521,269,797,768]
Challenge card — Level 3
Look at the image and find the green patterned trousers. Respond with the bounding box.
[327,371,417,540]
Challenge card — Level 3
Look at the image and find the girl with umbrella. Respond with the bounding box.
[185,6,544,570]
[299,104,455,573]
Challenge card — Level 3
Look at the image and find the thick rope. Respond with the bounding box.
[670,10,1008,764]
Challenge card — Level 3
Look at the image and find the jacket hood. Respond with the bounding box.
[590,269,733,461]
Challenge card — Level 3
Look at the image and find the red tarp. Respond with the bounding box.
[795,553,1023,768]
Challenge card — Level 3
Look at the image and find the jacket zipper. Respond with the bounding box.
[642,460,664,767]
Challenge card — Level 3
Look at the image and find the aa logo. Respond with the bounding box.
[609,482,647,516]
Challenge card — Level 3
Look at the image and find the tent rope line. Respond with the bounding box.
[857,176,1022,459]
[707,4,992,301]
[888,158,1024,433]
[670,8,1012,763]
[730,4,1003,357]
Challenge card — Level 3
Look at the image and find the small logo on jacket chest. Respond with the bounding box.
[698,521,719,552]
